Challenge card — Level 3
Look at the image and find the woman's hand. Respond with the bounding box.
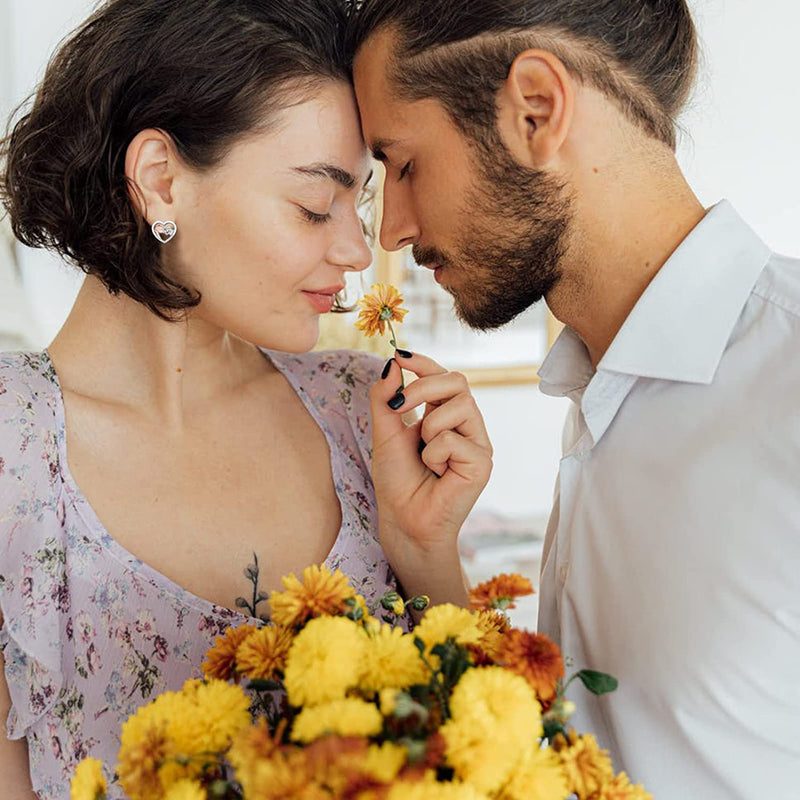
[370,351,493,607]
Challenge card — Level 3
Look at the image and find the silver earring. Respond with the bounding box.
[151,220,177,243]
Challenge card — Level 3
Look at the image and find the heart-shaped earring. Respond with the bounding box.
[151,220,177,244]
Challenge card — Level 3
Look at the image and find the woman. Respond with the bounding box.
[0,0,492,797]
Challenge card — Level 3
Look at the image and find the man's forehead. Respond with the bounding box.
[353,30,408,149]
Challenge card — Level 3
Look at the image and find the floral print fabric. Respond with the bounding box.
[0,349,398,799]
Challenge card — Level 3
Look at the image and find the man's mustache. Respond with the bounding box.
[412,243,450,270]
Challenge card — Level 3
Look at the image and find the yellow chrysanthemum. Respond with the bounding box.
[553,731,615,798]
[291,697,383,743]
[270,565,357,628]
[440,667,543,794]
[360,624,428,692]
[203,623,258,681]
[473,610,509,662]
[189,679,252,754]
[594,772,654,800]
[362,742,408,783]
[70,757,106,800]
[284,616,367,706]
[498,745,570,800]
[414,604,483,650]
[379,687,400,715]
[228,719,283,798]
[116,680,251,798]
[162,779,206,800]
[387,776,489,800]
[354,283,409,338]
[236,625,294,680]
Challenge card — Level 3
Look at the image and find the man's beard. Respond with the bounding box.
[413,131,573,331]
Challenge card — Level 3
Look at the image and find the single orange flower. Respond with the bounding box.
[269,564,357,628]
[202,623,259,681]
[497,629,565,702]
[354,283,409,340]
[236,625,295,681]
[469,573,535,611]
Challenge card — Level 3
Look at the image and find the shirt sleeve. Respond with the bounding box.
[0,356,66,739]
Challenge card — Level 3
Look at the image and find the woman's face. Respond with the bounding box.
[169,81,373,352]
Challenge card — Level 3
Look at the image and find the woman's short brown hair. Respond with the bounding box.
[1,0,350,319]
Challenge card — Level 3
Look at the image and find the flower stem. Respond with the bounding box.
[386,320,405,390]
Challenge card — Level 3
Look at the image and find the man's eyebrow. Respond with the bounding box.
[370,138,401,162]
[293,163,358,189]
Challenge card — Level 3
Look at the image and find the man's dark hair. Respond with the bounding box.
[1,0,350,319]
[348,0,699,150]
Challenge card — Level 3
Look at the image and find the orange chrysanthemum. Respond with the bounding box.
[469,573,534,611]
[236,625,295,680]
[270,565,357,628]
[594,772,654,800]
[354,284,409,339]
[497,629,565,702]
[202,623,259,681]
[553,731,615,798]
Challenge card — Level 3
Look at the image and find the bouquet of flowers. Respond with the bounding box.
[71,566,651,800]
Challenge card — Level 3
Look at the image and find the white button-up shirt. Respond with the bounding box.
[537,201,800,799]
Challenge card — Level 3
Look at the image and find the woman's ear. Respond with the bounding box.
[495,48,575,168]
[124,129,178,222]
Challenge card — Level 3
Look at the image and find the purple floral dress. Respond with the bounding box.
[0,348,401,799]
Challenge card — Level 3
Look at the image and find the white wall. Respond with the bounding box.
[4,0,800,520]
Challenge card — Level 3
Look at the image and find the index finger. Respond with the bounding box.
[393,350,448,379]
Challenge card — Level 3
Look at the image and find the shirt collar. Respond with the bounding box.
[539,201,772,396]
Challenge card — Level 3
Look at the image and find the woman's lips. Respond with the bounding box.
[302,291,336,313]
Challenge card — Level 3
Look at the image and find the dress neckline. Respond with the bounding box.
[40,348,350,623]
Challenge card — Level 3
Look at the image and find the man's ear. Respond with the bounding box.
[495,49,575,167]
[124,129,179,223]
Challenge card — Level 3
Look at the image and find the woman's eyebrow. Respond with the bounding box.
[293,163,357,189]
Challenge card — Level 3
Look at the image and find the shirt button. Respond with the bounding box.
[559,564,569,583]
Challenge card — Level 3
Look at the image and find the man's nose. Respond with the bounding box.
[379,177,421,252]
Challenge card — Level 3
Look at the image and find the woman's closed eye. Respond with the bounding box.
[398,162,412,181]
[299,206,332,225]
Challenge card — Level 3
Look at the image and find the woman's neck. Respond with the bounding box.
[48,275,273,426]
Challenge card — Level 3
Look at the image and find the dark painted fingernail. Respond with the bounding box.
[381,358,394,379]
[418,438,427,454]
[388,392,406,410]
[396,349,413,359]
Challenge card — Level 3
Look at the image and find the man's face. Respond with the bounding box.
[353,31,573,330]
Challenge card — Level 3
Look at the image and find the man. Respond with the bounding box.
[348,1,800,797]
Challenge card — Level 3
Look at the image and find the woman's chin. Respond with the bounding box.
[252,323,320,354]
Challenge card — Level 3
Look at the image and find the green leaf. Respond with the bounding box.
[575,669,618,695]
[542,717,566,742]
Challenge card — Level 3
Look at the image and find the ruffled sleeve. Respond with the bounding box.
[0,353,66,739]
